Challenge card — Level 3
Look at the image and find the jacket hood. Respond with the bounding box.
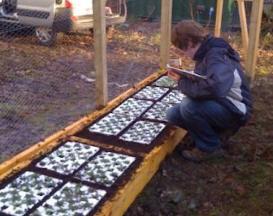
[193,35,240,62]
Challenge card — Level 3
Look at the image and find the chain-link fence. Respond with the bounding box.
[0,0,163,163]
[2,0,270,163]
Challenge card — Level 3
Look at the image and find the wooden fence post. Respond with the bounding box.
[245,0,264,81]
[237,0,249,56]
[215,0,224,37]
[160,0,173,68]
[94,0,108,107]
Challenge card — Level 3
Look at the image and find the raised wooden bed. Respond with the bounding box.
[0,71,186,216]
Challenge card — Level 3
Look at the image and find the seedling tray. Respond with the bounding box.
[0,140,142,216]
[0,72,186,216]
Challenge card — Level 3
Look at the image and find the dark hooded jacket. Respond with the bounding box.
[178,35,252,124]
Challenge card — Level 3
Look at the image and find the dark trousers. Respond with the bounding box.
[166,97,241,152]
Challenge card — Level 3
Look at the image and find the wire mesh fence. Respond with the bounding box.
[0,0,162,163]
[1,0,263,163]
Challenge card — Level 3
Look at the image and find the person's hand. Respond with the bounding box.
[167,70,181,81]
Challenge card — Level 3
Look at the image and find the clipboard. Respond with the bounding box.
[166,64,207,80]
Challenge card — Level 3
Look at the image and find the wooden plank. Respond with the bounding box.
[245,0,264,81]
[214,0,224,37]
[95,129,186,216]
[160,0,173,68]
[237,0,249,56]
[94,0,108,107]
[0,71,164,181]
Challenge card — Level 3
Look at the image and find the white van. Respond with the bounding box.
[0,0,127,45]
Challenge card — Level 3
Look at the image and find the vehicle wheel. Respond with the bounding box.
[3,0,17,14]
[35,27,57,46]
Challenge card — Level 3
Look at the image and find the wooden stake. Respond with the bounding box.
[246,0,264,81]
[215,0,224,37]
[94,0,108,106]
[160,0,173,68]
[237,0,249,56]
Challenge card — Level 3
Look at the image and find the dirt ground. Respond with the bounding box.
[1,21,273,215]
[0,21,160,162]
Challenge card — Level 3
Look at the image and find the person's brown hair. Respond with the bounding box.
[171,20,207,50]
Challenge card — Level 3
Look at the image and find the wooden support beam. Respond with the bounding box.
[94,0,108,107]
[160,0,173,68]
[237,0,249,56]
[245,0,264,81]
[215,0,224,37]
